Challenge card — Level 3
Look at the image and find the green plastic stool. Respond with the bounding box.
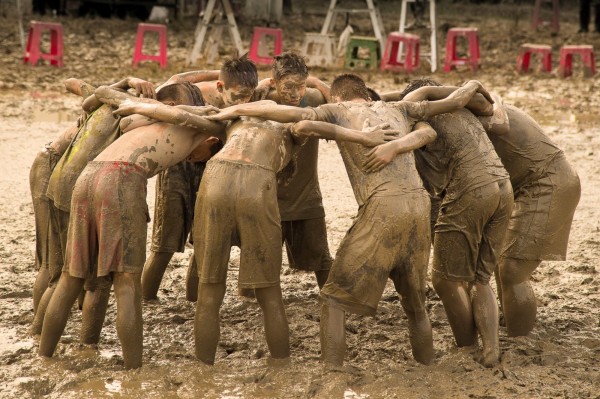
[345,36,381,69]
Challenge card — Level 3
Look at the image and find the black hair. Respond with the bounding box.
[220,53,258,89]
[366,87,381,101]
[272,51,309,81]
[397,78,442,100]
[330,73,370,101]
[156,82,205,106]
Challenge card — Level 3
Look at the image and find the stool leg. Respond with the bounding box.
[133,30,144,67]
[50,29,58,66]
[543,52,552,72]
[551,0,560,34]
[405,42,413,73]
[532,0,542,30]
[159,29,168,69]
[443,34,454,72]
[28,27,42,66]
[565,53,573,77]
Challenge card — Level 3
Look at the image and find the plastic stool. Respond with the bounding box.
[443,27,480,72]
[532,0,559,34]
[345,36,380,69]
[380,32,420,73]
[248,27,283,65]
[301,33,337,67]
[23,21,64,67]
[132,23,168,69]
[516,43,552,73]
[558,45,596,77]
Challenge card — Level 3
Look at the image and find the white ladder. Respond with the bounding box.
[398,0,438,72]
[187,0,245,66]
[320,0,386,50]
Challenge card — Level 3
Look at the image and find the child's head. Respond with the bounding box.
[187,136,223,163]
[217,53,258,106]
[397,78,442,100]
[157,82,206,106]
[330,74,370,102]
[271,51,309,106]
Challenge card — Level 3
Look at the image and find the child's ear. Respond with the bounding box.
[205,136,221,146]
[216,81,224,93]
[269,78,275,86]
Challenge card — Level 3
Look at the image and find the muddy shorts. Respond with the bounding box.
[320,194,431,316]
[502,154,580,261]
[432,179,514,284]
[30,147,62,272]
[150,161,205,253]
[194,159,281,289]
[64,161,149,288]
[282,217,332,272]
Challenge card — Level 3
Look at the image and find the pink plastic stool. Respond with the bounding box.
[531,0,560,34]
[132,23,168,69]
[443,27,480,72]
[558,45,596,77]
[516,43,552,73]
[248,27,283,65]
[23,21,64,67]
[380,32,420,73]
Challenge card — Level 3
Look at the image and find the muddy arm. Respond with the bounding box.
[306,76,331,103]
[206,100,317,123]
[159,69,220,89]
[363,121,436,173]
[404,81,494,120]
[383,86,493,116]
[291,120,398,146]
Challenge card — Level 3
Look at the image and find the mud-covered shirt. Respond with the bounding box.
[277,94,325,221]
[312,101,427,207]
[415,108,509,202]
[46,105,122,211]
[488,104,562,191]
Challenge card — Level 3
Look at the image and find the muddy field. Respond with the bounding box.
[0,2,599,398]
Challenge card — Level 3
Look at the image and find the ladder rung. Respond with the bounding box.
[330,8,371,14]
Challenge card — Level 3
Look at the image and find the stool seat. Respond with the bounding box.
[301,33,337,67]
[517,43,552,73]
[24,21,64,67]
[559,45,596,77]
[443,27,480,72]
[345,36,380,69]
[380,32,420,73]
[248,27,283,65]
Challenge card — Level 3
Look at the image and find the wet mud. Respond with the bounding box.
[1,2,599,398]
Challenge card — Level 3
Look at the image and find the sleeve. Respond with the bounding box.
[389,100,428,122]
[312,104,341,124]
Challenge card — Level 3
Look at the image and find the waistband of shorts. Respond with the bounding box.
[87,161,147,176]
[209,157,275,173]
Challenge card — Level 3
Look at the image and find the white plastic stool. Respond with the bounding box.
[301,33,337,67]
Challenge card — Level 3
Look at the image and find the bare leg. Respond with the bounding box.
[32,268,49,315]
[39,273,84,357]
[399,298,433,364]
[80,277,112,345]
[255,285,290,360]
[320,303,345,367]
[499,258,541,337]
[471,282,499,367]
[314,270,330,289]
[194,282,226,364]
[432,274,477,347]
[77,288,85,310]
[141,251,174,300]
[185,255,199,302]
[113,273,143,369]
[31,285,56,336]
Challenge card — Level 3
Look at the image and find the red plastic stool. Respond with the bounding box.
[532,0,560,34]
[23,21,64,67]
[516,43,552,73]
[443,27,480,72]
[380,32,420,73]
[248,27,283,65]
[132,23,168,69]
[558,45,596,77]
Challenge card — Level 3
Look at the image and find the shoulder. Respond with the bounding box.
[302,88,326,107]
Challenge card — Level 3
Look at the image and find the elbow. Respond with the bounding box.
[94,85,110,99]
[292,120,314,136]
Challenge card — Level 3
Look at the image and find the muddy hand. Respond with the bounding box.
[362,123,400,147]
[205,108,239,121]
[129,78,156,99]
[363,142,396,173]
[466,80,494,105]
[112,99,140,116]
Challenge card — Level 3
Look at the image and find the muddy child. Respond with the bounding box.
[38,83,225,369]
[31,77,155,336]
[141,55,258,301]
[206,74,493,367]
[372,78,514,367]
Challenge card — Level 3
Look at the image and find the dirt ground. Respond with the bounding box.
[0,2,599,398]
